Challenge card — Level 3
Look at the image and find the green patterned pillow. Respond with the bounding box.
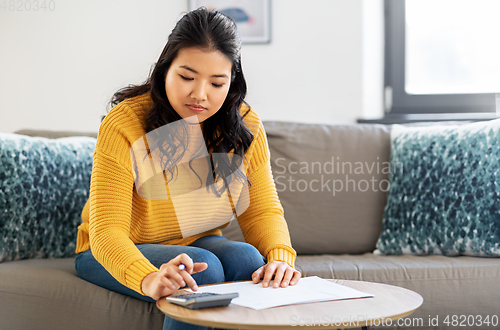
[377,119,500,256]
[0,133,96,262]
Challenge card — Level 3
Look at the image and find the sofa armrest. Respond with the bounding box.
[14,129,98,139]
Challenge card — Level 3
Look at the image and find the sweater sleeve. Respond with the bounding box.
[88,110,158,296]
[236,121,297,267]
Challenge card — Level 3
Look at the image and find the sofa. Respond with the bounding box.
[1,121,499,330]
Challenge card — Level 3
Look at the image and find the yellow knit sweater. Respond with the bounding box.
[76,93,296,295]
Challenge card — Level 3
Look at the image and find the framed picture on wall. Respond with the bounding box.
[189,0,271,44]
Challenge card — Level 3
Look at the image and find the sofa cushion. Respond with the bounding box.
[0,133,96,262]
[377,119,500,256]
[0,258,164,330]
[224,122,391,255]
[296,253,500,329]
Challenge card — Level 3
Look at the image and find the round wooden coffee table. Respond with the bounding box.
[156,279,423,329]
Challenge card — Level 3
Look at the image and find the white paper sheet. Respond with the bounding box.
[190,276,374,310]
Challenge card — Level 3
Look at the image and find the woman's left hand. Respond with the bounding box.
[252,261,301,288]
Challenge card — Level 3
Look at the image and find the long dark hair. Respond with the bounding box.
[111,7,253,196]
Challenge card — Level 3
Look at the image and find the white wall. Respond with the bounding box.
[0,0,383,134]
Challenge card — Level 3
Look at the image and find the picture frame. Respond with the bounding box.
[189,0,271,44]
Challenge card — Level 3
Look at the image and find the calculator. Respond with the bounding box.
[166,292,239,309]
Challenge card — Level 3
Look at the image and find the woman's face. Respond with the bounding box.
[165,47,232,123]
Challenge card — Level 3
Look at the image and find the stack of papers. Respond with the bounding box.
[191,276,373,310]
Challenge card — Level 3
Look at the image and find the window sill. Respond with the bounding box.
[357,113,499,125]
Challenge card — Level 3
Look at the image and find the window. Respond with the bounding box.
[379,0,499,123]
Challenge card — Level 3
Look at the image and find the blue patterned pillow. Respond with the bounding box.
[0,133,96,262]
[377,119,500,256]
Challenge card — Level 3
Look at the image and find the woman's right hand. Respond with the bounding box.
[141,253,208,301]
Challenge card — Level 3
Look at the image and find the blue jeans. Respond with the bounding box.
[75,235,266,330]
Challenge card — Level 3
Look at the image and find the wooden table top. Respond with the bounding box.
[156,279,424,329]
